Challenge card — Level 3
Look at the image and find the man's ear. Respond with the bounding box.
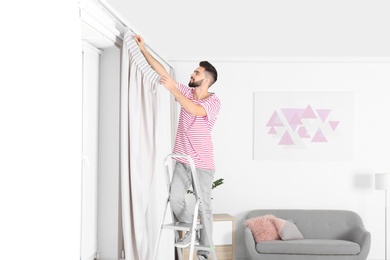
[204,77,211,87]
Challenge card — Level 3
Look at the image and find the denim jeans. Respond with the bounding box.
[170,162,215,257]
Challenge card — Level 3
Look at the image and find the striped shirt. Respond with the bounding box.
[173,83,221,170]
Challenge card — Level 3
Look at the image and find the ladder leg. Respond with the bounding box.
[176,248,183,260]
[176,229,183,260]
[188,231,197,260]
[188,200,201,260]
[152,197,170,260]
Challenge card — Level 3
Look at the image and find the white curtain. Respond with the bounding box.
[120,29,174,260]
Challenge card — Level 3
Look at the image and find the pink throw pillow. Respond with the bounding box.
[245,214,280,242]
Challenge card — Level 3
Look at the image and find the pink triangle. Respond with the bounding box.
[282,109,305,122]
[289,113,302,131]
[317,109,331,122]
[329,121,340,131]
[268,127,277,134]
[312,129,327,142]
[297,126,310,138]
[266,111,284,127]
[279,131,295,145]
[302,105,317,119]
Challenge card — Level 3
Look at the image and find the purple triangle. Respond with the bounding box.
[279,131,295,145]
[282,108,305,122]
[302,105,317,119]
[289,113,302,131]
[266,111,284,127]
[312,129,327,142]
[329,121,340,131]
[268,127,277,135]
[317,109,331,122]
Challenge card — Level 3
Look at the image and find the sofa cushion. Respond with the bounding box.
[273,217,304,240]
[245,214,280,242]
[256,239,361,255]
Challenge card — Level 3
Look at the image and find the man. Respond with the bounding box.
[134,35,221,260]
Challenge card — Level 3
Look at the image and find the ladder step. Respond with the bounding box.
[162,222,203,231]
[175,241,213,251]
[178,244,214,251]
[194,244,214,251]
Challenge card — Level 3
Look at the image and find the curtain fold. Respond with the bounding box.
[120,29,174,260]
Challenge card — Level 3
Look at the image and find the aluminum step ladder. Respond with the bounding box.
[153,154,218,260]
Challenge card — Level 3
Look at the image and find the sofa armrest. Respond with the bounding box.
[355,228,371,260]
[359,231,371,260]
[347,227,371,260]
[244,227,261,258]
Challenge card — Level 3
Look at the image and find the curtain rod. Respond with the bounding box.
[96,0,174,69]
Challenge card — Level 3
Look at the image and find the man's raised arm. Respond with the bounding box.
[134,35,205,116]
[133,35,170,77]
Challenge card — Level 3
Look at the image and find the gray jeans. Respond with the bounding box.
[170,162,215,257]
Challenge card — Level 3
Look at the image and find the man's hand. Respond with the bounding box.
[161,76,207,117]
[160,75,176,91]
[133,35,146,52]
[133,34,169,77]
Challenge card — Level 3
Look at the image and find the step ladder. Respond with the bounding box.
[152,154,218,260]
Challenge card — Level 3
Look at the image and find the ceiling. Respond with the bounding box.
[90,0,390,61]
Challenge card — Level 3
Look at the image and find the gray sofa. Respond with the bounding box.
[244,209,370,260]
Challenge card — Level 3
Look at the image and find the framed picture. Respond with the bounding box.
[253,92,355,161]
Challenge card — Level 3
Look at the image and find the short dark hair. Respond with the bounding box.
[200,61,218,86]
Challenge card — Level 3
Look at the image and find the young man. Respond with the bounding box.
[134,35,221,260]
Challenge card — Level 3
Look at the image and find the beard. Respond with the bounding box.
[188,79,204,88]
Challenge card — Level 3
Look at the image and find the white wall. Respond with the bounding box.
[172,59,390,260]
[0,1,82,259]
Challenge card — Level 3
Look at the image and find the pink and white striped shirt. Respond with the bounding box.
[173,83,221,170]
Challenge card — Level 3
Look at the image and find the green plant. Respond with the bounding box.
[187,178,224,195]
[212,178,224,190]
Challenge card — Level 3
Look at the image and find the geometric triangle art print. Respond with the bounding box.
[254,92,355,161]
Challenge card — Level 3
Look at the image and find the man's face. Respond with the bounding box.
[189,67,205,88]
